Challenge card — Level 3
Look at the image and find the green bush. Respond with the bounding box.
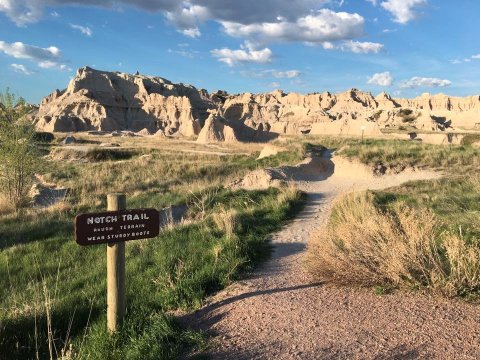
[0,90,41,210]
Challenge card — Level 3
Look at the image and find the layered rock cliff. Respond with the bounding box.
[34,67,480,140]
[35,67,212,135]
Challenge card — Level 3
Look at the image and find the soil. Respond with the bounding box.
[183,152,480,359]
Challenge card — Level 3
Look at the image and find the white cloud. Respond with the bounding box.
[181,28,201,38]
[240,69,301,79]
[70,24,93,36]
[0,40,70,71]
[165,4,208,37]
[269,70,301,78]
[339,40,384,53]
[10,63,33,75]
[269,82,281,88]
[167,48,198,59]
[321,42,335,50]
[367,71,393,86]
[400,76,451,89]
[220,9,365,45]
[38,60,71,71]
[211,41,272,66]
[0,40,60,60]
[366,0,377,6]
[319,40,384,53]
[0,0,43,25]
[51,11,60,17]
[381,0,427,24]
[451,55,480,64]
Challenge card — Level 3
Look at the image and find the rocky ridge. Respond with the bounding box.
[34,67,480,141]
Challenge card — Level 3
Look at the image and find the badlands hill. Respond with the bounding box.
[34,67,480,142]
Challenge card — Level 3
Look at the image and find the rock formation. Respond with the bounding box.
[34,66,211,135]
[196,113,238,143]
[33,67,480,141]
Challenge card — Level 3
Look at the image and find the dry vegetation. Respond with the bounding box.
[308,191,480,297]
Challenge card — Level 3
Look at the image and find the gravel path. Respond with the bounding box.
[185,153,480,359]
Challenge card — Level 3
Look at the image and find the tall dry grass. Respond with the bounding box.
[0,194,14,215]
[307,191,480,296]
[213,206,238,240]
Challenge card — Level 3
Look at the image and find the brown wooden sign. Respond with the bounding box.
[75,208,160,245]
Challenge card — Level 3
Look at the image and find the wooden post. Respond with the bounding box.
[107,193,126,333]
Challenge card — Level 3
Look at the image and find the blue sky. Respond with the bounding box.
[0,0,479,103]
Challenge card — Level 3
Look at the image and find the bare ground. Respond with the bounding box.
[183,152,480,359]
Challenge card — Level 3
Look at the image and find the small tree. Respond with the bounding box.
[0,89,39,210]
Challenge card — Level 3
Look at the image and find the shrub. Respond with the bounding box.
[307,191,480,297]
[0,90,41,210]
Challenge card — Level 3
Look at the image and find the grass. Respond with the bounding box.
[302,136,480,173]
[0,142,305,359]
[302,135,480,299]
[308,176,480,299]
[374,175,480,247]
[44,143,305,211]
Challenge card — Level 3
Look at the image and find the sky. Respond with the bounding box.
[0,0,479,103]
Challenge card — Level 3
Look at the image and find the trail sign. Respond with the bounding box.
[75,208,160,246]
[75,194,162,333]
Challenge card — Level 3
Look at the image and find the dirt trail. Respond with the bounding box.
[186,152,480,359]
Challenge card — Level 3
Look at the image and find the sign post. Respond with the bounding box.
[107,193,126,333]
[74,194,160,333]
